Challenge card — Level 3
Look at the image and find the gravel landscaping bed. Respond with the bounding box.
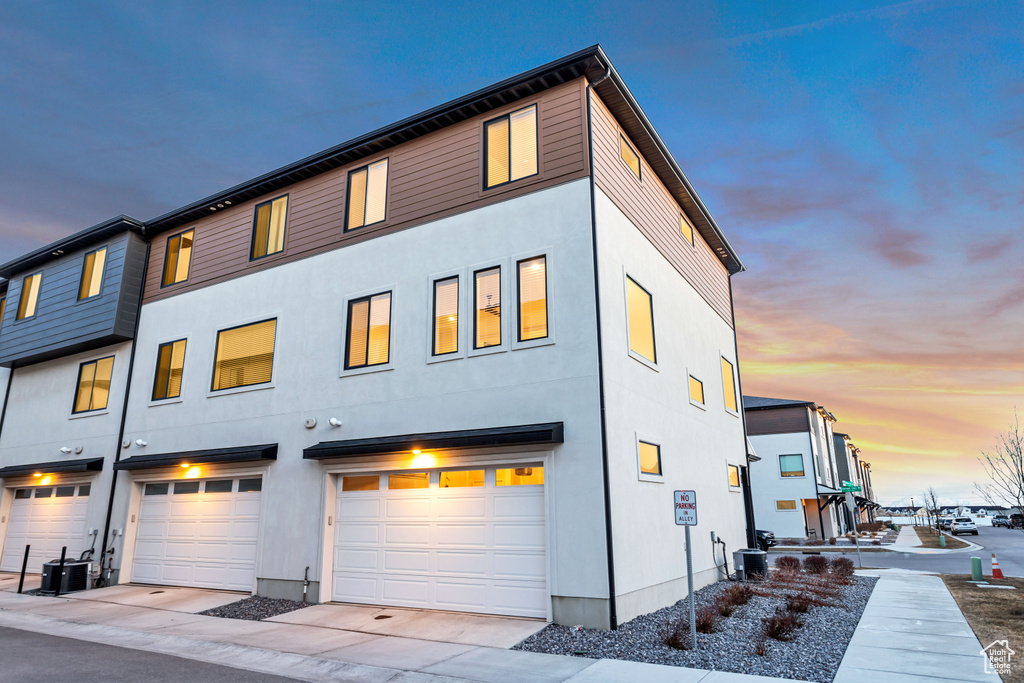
[515,564,877,682]
[199,596,312,621]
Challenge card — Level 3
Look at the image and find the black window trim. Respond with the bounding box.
[161,228,196,289]
[619,133,642,180]
[152,338,188,401]
[344,291,393,370]
[249,194,289,262]
[72,355,115,414]
[209,317,278,392]
[516,255,548,343]
[76,246,108,302]
[343,157,390,233]
[431,275,459,357]
[638,439,662,477]
[727,464,741,488]
[14,271,43,323]
[472,266,502,350]
[625,275,657,365]
[482,103,540,191]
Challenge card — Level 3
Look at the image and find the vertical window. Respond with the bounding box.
[689,376,704,405]
[638,441,662,476]
[77,247,107,300]
[620,135,641,179]
[212,319,277,391]
[250,195,288,260]
[626,277,656,363]
[346,159,388,230]
[721,357,738,412]
[73,356,114,413]
[433,277,459,356]
[485,104,538,188]
[16,273,42,320]
[474,267,501,348]
[152,339,187,400]
[517,256,547,341]
[346,292,391,369]
[162,229,194,286]
[680,214,694,246]
[728,465,741,488]
[780,454,805,477]
[0,296,6,328]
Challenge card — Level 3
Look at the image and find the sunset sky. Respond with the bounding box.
[1,1,1020,506]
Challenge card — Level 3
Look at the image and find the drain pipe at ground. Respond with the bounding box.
[303,566,310,604]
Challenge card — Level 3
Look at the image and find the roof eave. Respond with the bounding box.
[0,215,145,279]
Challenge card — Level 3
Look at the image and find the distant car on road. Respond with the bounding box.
[938,517,954,530]
[950,517,978,536]
[1010,513,1024,529]
[992,515,1010,528]
[756,529,777,551]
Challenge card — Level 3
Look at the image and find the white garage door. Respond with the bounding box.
[132,477,262,592]
[1,484,91,573]
[333,465,547,618]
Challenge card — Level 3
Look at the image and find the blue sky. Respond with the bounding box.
[1,1,1021,505]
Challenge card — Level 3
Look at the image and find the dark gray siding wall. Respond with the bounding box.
[0,232,142,367]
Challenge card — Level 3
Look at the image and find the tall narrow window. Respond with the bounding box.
[721,357,738,412]
[485,105,538,188]
[16,273,42,320]
[626,277,655,363]
[346,159,388,230]
[517,256,547,341]
[162,229,194,286]
[689,376,704,405]
[728,465,741,488]
[680,214,694,246]
[474,267,501,348]
[73,356,114,413]
[433,277,459,356]
[346,292,391,369]
[250,196,288,260]
[638,441,662,476]
[212,319,277,391]
[0,296,6,328]
[78,247,107,300]
[152,339,187,400]
[620,135,641,179]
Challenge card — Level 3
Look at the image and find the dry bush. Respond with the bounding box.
[786,594,813,613]
[763,608,803,641]
[718,600,735,617]
[752,636,769,656]
[775,555,801,572]
[806,539,826,546]
[830,556,855,579]
[695,604,721,633]
[803,555,829,575]
[780,538,801,546]
[828,536,837,545]
[723,582,755,605]
[664,621,693,650]
[860,521,886,532]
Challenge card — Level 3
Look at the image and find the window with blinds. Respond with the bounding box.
[153,339,187,400]
[17,273,42,320]
[250,196,288,260]
[689,376,704,405]
[346,292,391,369]
[626,276,656,363]
[433,277,459,356]
[73,356,114,413]
[0,296,6,328]
[620,135,641,179]
[346,159,388,230]
[474,267,501,348]
[211,319,277,391]
[721,357,738,412]
[638,441,662,475]
[162,229,194,286]
[484,105,538,189]
[680,213,694,246]
[517,256,547,342]
[78,247,107,300]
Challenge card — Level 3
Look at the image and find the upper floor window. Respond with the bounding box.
[16,273,42,320]
[484,105,537,189]
[433,277,459,356]
[346,292,391,369]
[250,196,288,260]
[780,454,805,478]
[680,214,694,246]
[620,135,641,179]
[721,357,738,412]
[728,464,741,488]
[638,440,662,476]
[153,339,187,401]
[212,319,277,391]
[689,375,704,405]
[346,159,388,231]
[626,276,656,364]
[474,267,501,348]
[517,256,547,342]
[162,229,194,287]
[73,356,114,414]
[0,296,5,328]
[78,247,107,300]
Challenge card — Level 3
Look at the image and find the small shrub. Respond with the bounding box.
[781,538,801,546]
[786,594,813,613]
[775,555,801,572]
[718,600,735,617]
[806,538,826,546]
[723,582,754,605]
[695,604,721,634]
[830,556,855,579]
[828,536,837,545]
[752,636,769,656]
[664,621,693,650]
[803,555,829,575]
[763,607,802,641]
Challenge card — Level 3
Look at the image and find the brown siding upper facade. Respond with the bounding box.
[144,79,589,304]
[745,406,811,436]
[590,91,733,326]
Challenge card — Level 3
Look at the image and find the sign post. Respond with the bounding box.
[674,490,698,649]
[842,488,863,568]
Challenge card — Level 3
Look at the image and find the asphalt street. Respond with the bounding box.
[0,626,297,682]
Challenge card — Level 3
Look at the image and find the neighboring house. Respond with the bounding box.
[0,47,752,630]
[833,433,880,525]
[745,396,847,539]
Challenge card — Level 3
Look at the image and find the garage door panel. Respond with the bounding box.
[335,575,378,601]
[337,523,379,545]
[435,496,486,518]
[233,498,262,516]
[229,542,258,563]
[493,494,544,519]
[338,498,380,518]
[383,549,430,572]
[337,548,378,571]
[493,523,545,548]
[436,551,487,576]
[164,541,195,560]
[166,521,198,537]
[384,523,430,545]
[435,580,488,610]
[1,488,91,573]
[198,520,232,538]
[231,520,261,537]
[382,577,429,604]
[494,552,545,579]
[435,523,486,546]
[385,498,430,519]
[493,583,547,615]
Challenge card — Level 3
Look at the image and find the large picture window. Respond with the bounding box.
[162,229,194,286]
[16,273,42,320]
[433,277,459,356]
[485,105,538,189]
[346,292,392,369]
[346,159,388,230]
[73,356,114,413]
[250,195,288,260]
[153,339,187,400]
[780,454,805,478]
[517,256,547,342]
[626,276,656,364]
[212,319,277,391]
[77,247,107,300]
[474,267,501,348]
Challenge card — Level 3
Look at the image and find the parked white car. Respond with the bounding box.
[950,518,978,536]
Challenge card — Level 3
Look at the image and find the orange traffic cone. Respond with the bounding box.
[992,553,1005,580]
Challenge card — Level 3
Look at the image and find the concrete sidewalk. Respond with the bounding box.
[890,525,983,554]
[0,589,781,683]
[834,569,999,682]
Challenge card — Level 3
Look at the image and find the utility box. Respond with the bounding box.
[733,549,768,581]
[40,560,92,594]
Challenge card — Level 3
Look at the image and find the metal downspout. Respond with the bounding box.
[0,366,13,443]
[728,277,757,549]
[807,410,825,537]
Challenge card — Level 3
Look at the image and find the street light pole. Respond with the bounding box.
[911,497,916,526]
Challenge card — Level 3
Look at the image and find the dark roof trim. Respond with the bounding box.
[0,215,145,279]
[0,457,104,478]
[742,395,815,411]
[113,444,277,471]
[304,422,564,460]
